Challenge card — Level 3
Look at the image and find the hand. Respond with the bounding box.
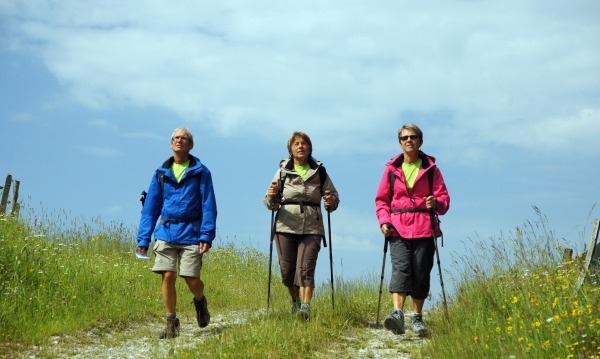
[424,195,437,210]
[267,182,279,199]
[323,193,334,210]
[138,246,148,255]
[381,224,393,237]
[199,242,211,254]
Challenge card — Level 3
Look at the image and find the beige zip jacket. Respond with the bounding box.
[264,157,339,236]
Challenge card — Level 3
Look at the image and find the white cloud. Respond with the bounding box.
[3,0,599,157]
[89,119,117,131]
[73,145,122,157]
[103,205,121,214]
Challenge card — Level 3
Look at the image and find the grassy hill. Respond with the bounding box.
[0,208,598,358]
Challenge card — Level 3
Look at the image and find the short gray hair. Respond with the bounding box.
[171,127,194,146]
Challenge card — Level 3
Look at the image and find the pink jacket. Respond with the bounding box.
[375,151,450,239]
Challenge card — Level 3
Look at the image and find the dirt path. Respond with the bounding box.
[7,311,428,359]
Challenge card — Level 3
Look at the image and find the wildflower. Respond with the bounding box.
[512,296,519,304]
[546,317,554,323]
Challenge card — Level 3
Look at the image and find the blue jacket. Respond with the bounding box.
[137,155,217,248]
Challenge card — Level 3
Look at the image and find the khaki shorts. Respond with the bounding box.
[152,240,203,278]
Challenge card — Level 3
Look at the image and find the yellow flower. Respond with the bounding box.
[512,296,519,304]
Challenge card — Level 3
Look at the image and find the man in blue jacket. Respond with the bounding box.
[137,127,217,339]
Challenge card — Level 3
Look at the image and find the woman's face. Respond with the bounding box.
[399,129,421,154]
[291,136,310,163]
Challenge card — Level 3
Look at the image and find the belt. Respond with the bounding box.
[281,200,320,207]
[160,217,201,224]
[391,207,429,213]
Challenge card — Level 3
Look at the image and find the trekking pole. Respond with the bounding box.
[324,190,334,310]
[267,200,276,314]
[376,237,389,328]
[434,236,449,321]
[430,209,449,321]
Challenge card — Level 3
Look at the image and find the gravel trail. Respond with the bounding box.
[6,311,428,359]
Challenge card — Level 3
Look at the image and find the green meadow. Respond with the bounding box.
[0,207,598,358]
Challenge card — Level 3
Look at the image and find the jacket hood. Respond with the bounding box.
[158,155,204,178]
[386,151,436,172]
[280,156,322,171]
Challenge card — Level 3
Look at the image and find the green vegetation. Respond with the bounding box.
[421,212,600,358]
[0,207,598,358]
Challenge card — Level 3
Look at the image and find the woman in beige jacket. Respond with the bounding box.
[264,131,340,319]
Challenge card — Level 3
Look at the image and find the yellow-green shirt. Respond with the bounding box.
[402,158,422,190]
[294,163,310,180]
[172,160,190,183]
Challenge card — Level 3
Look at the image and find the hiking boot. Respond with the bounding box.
[159,317,180,339]
[383,309,405,335]
[193,296,210,328]
[411,313,428,337]
[299,303,310,320]
[291,300,301,315]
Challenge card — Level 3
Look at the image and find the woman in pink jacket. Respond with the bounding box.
[375,124,450,337]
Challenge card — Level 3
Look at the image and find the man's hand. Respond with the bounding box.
[199,242,211,254]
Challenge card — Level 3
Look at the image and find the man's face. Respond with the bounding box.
[171,130,193,153]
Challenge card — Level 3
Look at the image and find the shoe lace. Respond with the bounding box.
[412,315,426,330]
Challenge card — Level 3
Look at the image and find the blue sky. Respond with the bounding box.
[1,1,599,308]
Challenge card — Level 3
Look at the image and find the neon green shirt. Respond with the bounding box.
[402,158,422,190]
[172,160,190,183]
[294,163,310,179]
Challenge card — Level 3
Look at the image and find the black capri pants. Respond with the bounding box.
[388,236,435,300]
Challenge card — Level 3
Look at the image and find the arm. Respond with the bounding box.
[429,167,450,215]
[263,170,282,210]
[198,169,217,248]
[137,172,163,249]
[374,166,393,227]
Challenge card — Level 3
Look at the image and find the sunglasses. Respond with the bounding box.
[400,135,419,141]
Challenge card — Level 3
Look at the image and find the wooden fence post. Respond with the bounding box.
[0,174,12,216]
[10,180,20,218]
[574,218,600,293]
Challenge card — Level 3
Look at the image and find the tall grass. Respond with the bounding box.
[421,211,600,358]
[1,206,598,358]
[0,208,159,344]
